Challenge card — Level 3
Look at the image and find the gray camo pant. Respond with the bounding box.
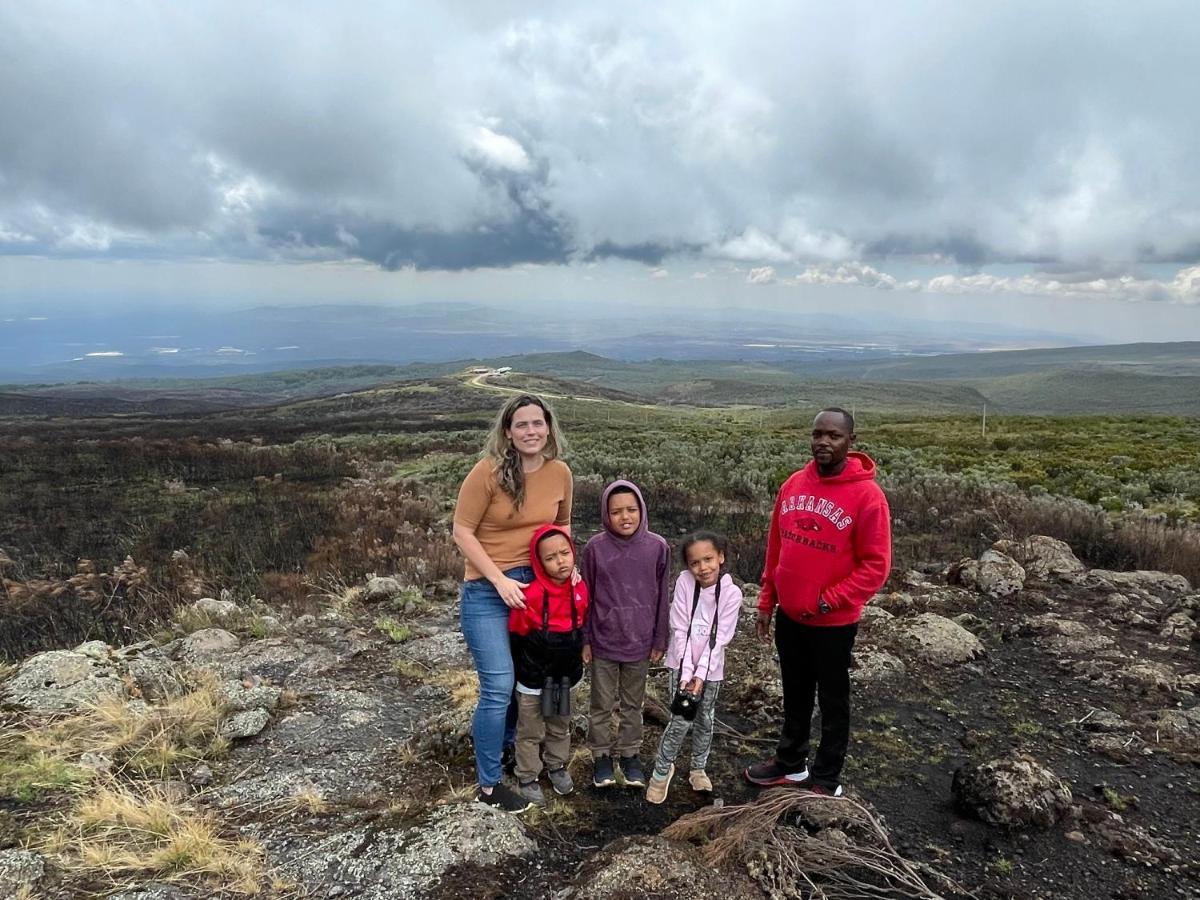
[652,679,722,778]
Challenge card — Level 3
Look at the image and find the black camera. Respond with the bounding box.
[670,687,702,721]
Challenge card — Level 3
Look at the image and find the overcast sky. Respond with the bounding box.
[3,2,1200,342]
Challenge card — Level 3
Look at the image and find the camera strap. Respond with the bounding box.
[677,575,721,686]
[540,586,581,636]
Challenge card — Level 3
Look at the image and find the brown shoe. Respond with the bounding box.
[688,769,713,792]
[645,764,674,805]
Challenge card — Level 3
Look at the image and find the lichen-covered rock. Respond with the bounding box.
[192,597,243,618]
[0,849,45,898]
[952,751,1073,828]
[401,629,471,668]
[176,628,241,661]
[1160,611,1196,642]
[970,549,1026,598]
[1,647,128,711]
[1086,569,1191,595]
[218,678,282,711]
[364,576,404,602]
[220,707,270,739]
[851,648,907,682]
[572,835,760,900]
[273,802,534,898]
[1024,614,1115,654]
[992,536,1085,583]
[875,613,985,666]
[123,652,186,701]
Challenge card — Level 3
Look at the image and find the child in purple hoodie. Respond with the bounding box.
[581,480,671,789]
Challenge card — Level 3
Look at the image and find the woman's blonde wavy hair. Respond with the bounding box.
[483,394,566,510]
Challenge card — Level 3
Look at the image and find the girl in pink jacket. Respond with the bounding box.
[645,531,743,804]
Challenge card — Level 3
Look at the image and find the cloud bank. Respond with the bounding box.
[2,2,1199,293]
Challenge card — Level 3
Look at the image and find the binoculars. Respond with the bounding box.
[540,675,573,718]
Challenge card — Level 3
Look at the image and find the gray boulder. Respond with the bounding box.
[969,549,1026,598]
[220,707,270,740]
[1,646,128,712]
[218,678,282,712]
[1024,614,1115,654]
[952,751,1073,828]
[993,536,1085,583]
[851,649,907,683]
[572,835,761,900]
[0,849,44,898]
[364,576,404,602]
[275,802,534,898]
[176,628,241,663]
[1086,569,1191,595]
[875,613,985,666]
[192,597,243,618]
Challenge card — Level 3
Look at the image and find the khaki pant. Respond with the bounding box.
[515,691,572,782]
[588,657,650,758]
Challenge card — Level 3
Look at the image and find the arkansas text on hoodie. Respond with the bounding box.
[758,451,892,627]
[581,480,671,662]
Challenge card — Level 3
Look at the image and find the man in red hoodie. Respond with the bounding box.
[745,407,891,796]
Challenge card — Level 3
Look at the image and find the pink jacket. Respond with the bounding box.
[665,571,742,684]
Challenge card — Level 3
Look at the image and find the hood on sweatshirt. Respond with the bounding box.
[810,451,877,483]
[529,522,575,588]
[600,479,650,540]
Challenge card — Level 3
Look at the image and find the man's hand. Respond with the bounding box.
[756,610,772,643]
[582,644,592,665]
[649,648,665,664]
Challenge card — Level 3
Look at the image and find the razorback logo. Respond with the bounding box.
[794,515,823,533]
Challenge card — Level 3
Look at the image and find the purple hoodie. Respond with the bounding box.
[581,480,671,662]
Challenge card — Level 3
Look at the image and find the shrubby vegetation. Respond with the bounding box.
[2,380,1199,659]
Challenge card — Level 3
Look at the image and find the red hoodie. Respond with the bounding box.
[509,524,589,636]
[759,451,891,626]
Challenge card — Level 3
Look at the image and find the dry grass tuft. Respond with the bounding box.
[0,736,92,801]
[43,780,265,895]
[433,669,479,713]
[26,676,229,776]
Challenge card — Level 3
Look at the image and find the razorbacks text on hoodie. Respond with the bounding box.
[759,451,892,627]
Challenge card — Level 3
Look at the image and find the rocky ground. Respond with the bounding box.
[1,536,1197,899]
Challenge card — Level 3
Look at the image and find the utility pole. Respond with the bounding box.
[981,403,987,438]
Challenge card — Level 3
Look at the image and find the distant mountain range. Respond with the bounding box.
[3,342,1200,416]
[0,301,1086,383]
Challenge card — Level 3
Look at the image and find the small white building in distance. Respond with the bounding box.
[495,366,513,374]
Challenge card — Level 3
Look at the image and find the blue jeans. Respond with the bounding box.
[460,567,531,787]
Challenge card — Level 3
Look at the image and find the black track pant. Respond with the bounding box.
[774,610,858,789]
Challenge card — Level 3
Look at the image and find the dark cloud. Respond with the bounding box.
[2,3,1199,274]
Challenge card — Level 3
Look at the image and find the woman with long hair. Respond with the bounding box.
[453,393,573,811]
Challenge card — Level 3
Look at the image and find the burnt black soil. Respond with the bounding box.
[434,581,1198,900]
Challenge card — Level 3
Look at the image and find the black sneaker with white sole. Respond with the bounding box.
[477,782,533,813]
[744,757,810,786]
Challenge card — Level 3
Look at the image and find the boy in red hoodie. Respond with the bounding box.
[509,524,589,805]
[746,408,891,796]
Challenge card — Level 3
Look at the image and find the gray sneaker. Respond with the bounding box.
[517,779,545,805]
[547,767,574,796]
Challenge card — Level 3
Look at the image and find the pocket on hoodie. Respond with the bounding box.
[773,561,822,618]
